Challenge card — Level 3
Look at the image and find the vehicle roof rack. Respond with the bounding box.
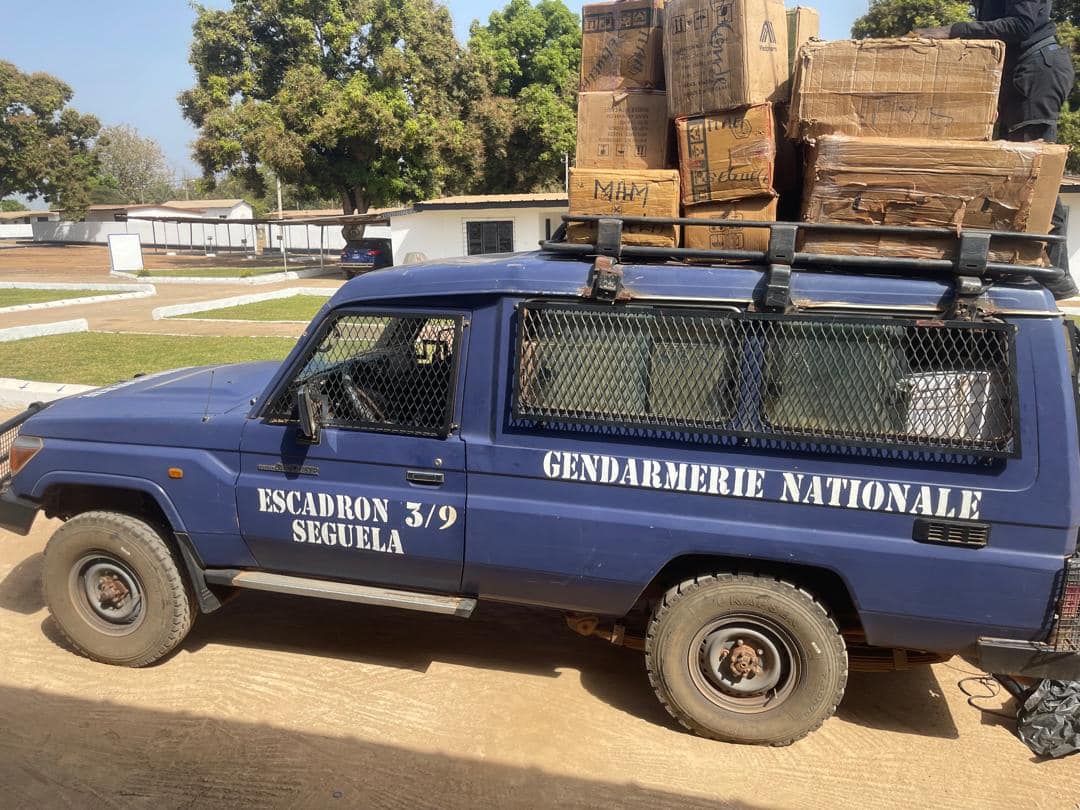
[540,215,1070,318]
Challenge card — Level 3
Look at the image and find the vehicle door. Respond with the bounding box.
[236,307,469,594]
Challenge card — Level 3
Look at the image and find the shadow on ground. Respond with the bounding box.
[0,685,759,809]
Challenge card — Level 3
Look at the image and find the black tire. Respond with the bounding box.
[42,511,194,667]
[645,573,847,746]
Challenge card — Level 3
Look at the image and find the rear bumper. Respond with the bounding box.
[977,637,1080,680]
[0,488,39,536]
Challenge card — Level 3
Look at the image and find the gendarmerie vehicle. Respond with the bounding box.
[3,215,1079,746]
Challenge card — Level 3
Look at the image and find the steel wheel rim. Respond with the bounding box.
[687,613,801,714]
[68,553,145,636]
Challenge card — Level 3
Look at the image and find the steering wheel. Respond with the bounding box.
[341,372,386,423]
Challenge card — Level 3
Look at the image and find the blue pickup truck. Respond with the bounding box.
[2,217,1079,746]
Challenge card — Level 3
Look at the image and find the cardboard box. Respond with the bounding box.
[803,135,1069,234]
[684,196,778,254]
[786,7,819,70]
[567,168,681,247]
[664,0,789,119]
[675,104,776,205]
[580,0,666,92]
[576,91,670,170]
[789,38,1005,142]
[798,232,1050,268]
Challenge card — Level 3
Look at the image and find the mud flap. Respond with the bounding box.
[1016,680,1080,759]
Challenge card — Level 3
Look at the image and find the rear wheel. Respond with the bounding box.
[42,511,193,667]
[646,573,847,746]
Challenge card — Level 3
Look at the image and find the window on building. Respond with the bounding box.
[466,220,514,255]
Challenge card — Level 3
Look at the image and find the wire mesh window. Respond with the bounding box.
[265,313,461,438]
[513,303,1018,457]
[0,419,21,489]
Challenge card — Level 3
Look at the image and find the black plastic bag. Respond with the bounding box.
[1017,680,1080,759]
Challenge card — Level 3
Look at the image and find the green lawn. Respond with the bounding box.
[137,266,287,279]
[0,332,298,386]
[173,295,328,322]
[0,289,98,307]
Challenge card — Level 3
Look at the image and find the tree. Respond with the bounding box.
[93,124,175,204]
[852,0,972,38]
[0,61,101,217]
[180,0,478,223]
[463,0,580,192]
[0,199,26,211]
[1051,1,1080,171]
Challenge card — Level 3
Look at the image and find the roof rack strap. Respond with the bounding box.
[763,224,798,311]
[595,217,623,259]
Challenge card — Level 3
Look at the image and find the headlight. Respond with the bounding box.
[10,436,43,476]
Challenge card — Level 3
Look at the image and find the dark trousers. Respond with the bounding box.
[1001,43,1077,299]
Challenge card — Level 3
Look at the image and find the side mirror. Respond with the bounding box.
[296,384,325,444]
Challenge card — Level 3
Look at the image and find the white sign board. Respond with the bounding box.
[108,233,144,273]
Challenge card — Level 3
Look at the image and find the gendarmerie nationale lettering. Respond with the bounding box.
[541,451,984,520]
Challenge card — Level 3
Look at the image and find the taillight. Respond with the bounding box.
[366,250,379,256]
[1054,554,1080,651]
[9,435,43,477]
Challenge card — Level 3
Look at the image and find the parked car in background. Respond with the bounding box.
[340,238,393,278]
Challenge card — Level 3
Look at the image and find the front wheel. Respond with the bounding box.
[646,573,847,746]
[42,511,194,667]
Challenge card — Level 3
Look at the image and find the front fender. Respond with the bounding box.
[30,471,188,533]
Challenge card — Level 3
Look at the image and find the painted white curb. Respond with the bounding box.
[0,319,89,343]
[0,377,95,409]
[0,283,156,315]
[112,266,336,285]
[152,287,334,320]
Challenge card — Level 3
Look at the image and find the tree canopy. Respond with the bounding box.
[0,61,101,216]
[851,0,972,38]
[463,0,580,192]
[180,0,481,216]
[92,124,176,205]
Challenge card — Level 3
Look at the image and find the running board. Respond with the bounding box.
[203,569,476,618]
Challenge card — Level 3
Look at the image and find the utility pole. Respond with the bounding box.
[564,152,570,193]
[276,177,285,260]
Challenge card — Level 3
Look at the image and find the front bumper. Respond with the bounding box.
[977,637,1080,680]
[0,488,39,536]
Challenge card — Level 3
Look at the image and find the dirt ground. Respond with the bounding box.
[1,499,1078,807]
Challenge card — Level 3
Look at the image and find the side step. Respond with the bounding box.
[203,569,476,618]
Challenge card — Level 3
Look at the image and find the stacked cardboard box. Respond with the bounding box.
[570,0,679,247]
[788,37,1067,266]
[664,0,792,253]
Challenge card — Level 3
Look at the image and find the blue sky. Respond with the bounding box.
[1,1,870,178]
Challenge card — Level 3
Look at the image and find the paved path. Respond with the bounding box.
[0,243,343,338]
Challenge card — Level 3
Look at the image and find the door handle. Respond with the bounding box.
[406,470,445,486]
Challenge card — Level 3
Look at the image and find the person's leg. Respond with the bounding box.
[1003,46,1077,299]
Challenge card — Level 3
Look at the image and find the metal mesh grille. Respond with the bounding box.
[514,303,1017,456]
[0,417,19,489]
[1056,555,1080,652]
[264,313,461,438]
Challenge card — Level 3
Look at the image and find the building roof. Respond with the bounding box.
[0,210,42,222]
[411,192,567,211]
[160,199,247,211]
[1062,175,1080,193]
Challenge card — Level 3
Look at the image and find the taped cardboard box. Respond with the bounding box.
[802,136,1069,234]
[801,136,1069,267]
[683,196,778,254]
[581,0,666,92]
[675,104,776,205]
[576,91,670,170]
[664,0,789,119]
[567,168,681,247]
[789,38,1005,142]
[786,7,819,71]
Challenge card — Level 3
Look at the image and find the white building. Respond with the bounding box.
[1060,178,1080,283]
[36,199,258,249]
[0,209,58,239]
[272,193,569,263]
